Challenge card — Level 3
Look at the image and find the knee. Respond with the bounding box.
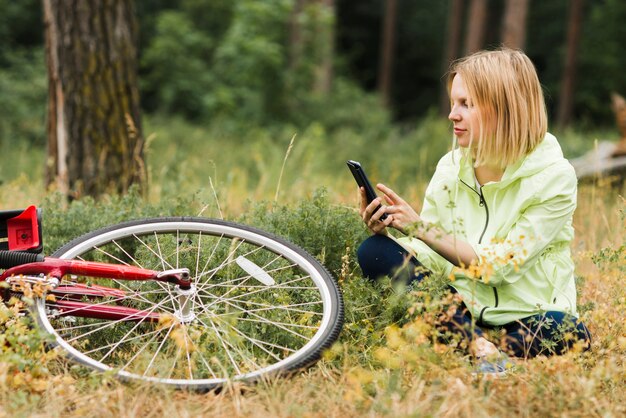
[356,234,405,281]
[356,234,389,266]
[545,311,591,342]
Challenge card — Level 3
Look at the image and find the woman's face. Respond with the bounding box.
[448,74,481,148]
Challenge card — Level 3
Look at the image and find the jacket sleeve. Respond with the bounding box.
[469,163,577,286]
[398,157,455,278]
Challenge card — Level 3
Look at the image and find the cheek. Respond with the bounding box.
[468,112,482,131]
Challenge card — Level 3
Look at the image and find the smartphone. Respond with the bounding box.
[346,160,387,220]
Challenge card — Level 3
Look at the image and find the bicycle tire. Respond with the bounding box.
[34,217,343,390]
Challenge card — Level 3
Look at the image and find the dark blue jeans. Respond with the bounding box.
[357,234,592,358]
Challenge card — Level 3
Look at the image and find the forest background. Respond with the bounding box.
[0,0,626,201]
[0,1,625,417]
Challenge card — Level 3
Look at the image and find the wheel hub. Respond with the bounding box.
[174,284,196,323]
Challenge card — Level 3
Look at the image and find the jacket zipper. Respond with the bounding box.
[459,179,498,325]
[459,179,489,244]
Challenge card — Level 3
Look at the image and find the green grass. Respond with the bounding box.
[0,115,625,417]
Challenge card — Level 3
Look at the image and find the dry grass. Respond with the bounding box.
[0,179,624,418]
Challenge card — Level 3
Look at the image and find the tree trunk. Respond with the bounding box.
[501,0,529,49]
[288,0,305,72]
[557,0,585,128]
[378,0,398,107]
[313,0,335,96]
[440,0,465,116]
[44,0,145,199]
[464,0,487,54]
[289,0,334,97]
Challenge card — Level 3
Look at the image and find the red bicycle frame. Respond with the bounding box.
[1,258,191,323]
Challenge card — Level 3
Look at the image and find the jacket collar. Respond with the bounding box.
[457,133,563,188]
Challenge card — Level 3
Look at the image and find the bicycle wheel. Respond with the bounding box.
[34,217,343,390]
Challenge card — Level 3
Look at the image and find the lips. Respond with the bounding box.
[454,127,466,135]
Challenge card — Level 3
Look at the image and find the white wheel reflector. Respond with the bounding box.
[236,256,276,286]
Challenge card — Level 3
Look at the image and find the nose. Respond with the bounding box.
[448,105,461,122]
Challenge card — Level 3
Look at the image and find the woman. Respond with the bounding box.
[357,48,591,374]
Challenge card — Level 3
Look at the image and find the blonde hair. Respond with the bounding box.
[447,48,547,169]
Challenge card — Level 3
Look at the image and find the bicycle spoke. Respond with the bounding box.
[198,294,323,316]
[195,231,203,279]
[135,232,175,271]
[195,295,311,341]
[218,315,318,330]
[82,326,163,355]
[195,295,321,330]
[197,233,225,281]
[88,245,171,297]
[194,239,258,285]
[181,325,194,380]
[205,315,269,375]
[119,324,170,375]
[193,314,284,365]
[195,260,299,293]
[142,322,176,378]
[205,317,242,375]
[96,300,173,363]
[176,229,180,269]
[63,293,176,344]
[50,288,173,319]
[197,274,315,309]
[213,318,296,360]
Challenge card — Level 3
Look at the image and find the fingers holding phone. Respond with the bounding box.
[360,187,392,235]
[375,183,422,234]
[347,160,392,234]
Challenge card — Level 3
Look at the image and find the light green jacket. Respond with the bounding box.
[398,133,579,326]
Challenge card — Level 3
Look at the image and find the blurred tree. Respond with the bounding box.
[464,0,487,53]
[2,0,625,138]
[288,0,335,97]
[0,0,43,61]
[313,0,335,96]
[211,0,291,122]
[289,0,305,73]
[576,0,626,125]
[378,0,397,107]
[43,0,145,198]
[138,0,234,117]
[0,0,46,146]
[439,0,465,116]
[556,0,584,128]
[140,10,216,118]
[501,0,529,49]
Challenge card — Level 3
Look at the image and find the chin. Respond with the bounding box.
[456,137,471,148]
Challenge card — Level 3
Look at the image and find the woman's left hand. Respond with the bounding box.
[376,183,422,234]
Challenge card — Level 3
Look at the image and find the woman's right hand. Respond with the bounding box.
[359,187,393,235]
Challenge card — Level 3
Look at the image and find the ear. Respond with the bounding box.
[611,92,626,113]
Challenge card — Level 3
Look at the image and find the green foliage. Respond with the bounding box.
[239,188,368,276]
[0,0,45,147]
[140,112,450,213]
[0,295,57,394]
[139,0,391,129]
[140,11,216,118]
[3,0,626,137]
[141,0,294,123]
[40,187,208,254]
[0,0,42,58]
[0,48,47,146]
[591,197,626,272]
[577,0,626,124]
[0,116,624,416]
[211,0,291,122]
